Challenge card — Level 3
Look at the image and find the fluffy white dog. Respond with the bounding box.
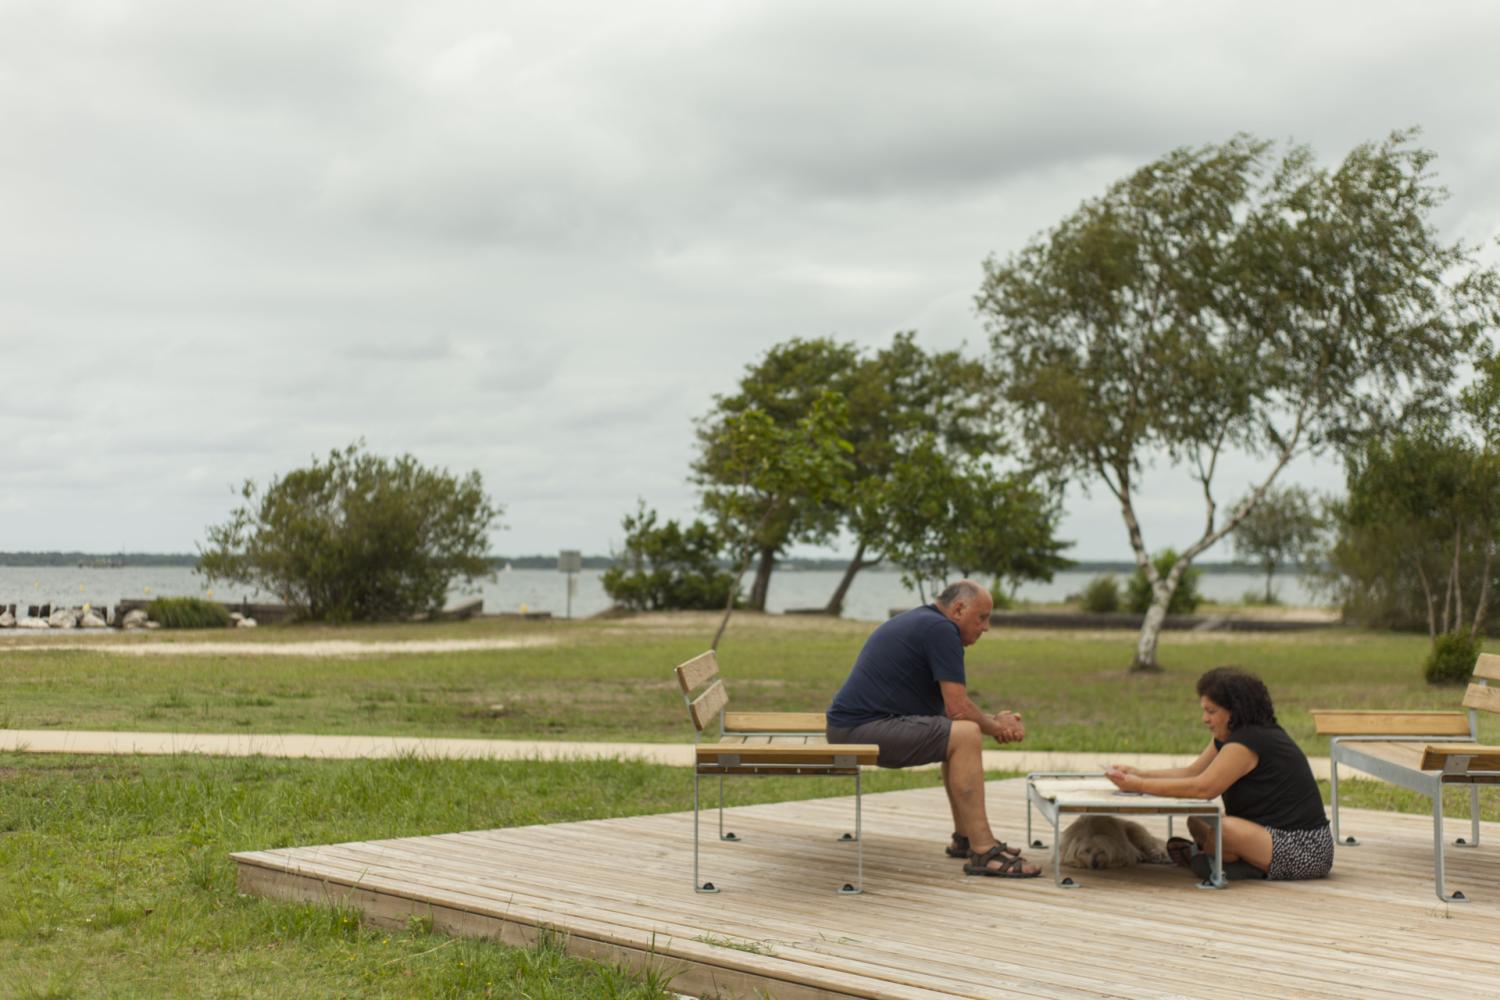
[1060,815,1172,869]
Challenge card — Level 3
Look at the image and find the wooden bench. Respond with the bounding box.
[675,650,878,895]
[1313,651,1500,902]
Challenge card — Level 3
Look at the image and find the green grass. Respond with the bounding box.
[0,752,945,998]
[1,615,1492,752]
[1,614,1495,995]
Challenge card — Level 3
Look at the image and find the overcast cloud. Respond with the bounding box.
[2,0,1497,559]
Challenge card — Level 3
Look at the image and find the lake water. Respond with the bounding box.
[0,564,1321,622]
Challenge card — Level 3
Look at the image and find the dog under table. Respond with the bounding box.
[1026,772,1227,889]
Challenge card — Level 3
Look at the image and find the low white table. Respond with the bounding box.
[1025,772,1227,889]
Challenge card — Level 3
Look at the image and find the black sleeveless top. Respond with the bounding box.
[1214,723,1328,831]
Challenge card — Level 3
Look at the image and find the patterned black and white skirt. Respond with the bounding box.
[1266,823,1334,880]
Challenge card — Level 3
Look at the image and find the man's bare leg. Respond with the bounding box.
[944,720,1038,873]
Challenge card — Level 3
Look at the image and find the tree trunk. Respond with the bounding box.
[1263,561,1275,604]
[1132,598,1168,672]
[711,545,756,651]
[1473,548,1495,640]
[746,545,776,611]
[823,540,875,616]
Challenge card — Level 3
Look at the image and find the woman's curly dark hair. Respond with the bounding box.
[1195,666,1276,731]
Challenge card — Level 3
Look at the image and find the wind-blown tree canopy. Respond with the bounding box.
[699,392,853,648]
[1231,484,1326,603]
[978,130,1500,671]
[199,443,501,622]
[693,333,1002,615]
[693,340,859,610]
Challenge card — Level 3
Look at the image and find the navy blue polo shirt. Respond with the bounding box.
[826,604,966,727]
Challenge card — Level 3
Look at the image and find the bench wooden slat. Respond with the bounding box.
[1350,741,1433,769]
[695,743,879,767]
[723,711,827,734]
[688,679,728,733]
[1311,710,1471,736]
[1473,652,1500,682]
[1419,744,1500,772]
[1463,682,1500,716]
[675,651,719,694]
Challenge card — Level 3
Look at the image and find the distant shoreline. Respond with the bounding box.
[0,550,1315,576]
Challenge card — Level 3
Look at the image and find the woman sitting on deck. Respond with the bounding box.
[1105,666,1333,882]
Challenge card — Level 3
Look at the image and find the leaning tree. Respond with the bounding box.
[978,130,1499,671]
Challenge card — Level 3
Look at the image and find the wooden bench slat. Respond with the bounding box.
[688,680,728,733]
[1418,744,1500,772]
[695,743,880,766]
[723,711,827,734]
[1462,682,1500,716]
[1311,710,1471,736]
[1351,741,1432,769]
[675,651,719,694]
[1473,652,1500,682]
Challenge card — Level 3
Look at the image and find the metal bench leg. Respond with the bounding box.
[694,770,719,893]
[718,774,738,841]
[839,769,863,895]
[1456,785,1480,848]
[1433,794,1466,903]
[1330,751,1358,846]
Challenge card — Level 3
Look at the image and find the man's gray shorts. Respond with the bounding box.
[826,716,952,769]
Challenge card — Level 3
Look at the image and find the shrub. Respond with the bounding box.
[601,502,736,611]
[1126,549,1202,615]
[147,597,232,629]
[1424,632,1481,685]
[198,442,501,623]
[1081,575,1120,613]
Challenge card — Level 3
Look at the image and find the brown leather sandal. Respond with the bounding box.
[964,844,1041,878]
[946,833,1021,859]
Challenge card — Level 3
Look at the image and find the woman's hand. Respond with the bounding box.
[1105,767,1142,792]
[1108,763,1140,776]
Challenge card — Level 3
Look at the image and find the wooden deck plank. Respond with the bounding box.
[233,778,1500,999]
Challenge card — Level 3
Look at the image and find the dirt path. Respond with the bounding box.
[0,637,557,657]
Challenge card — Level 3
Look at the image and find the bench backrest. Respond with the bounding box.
[676,650,726,738]
[1465,652,1500,734]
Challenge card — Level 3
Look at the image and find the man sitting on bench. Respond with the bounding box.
[826,579,1040,878]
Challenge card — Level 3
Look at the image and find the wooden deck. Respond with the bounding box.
[233,778,1500,999]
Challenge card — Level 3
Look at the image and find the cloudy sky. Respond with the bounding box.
[2,0,1497,560]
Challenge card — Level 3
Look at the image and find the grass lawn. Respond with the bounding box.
[1,613,1493,751]
[1,614,1495,996]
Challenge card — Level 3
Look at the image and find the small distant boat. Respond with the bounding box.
[503,562,514,572]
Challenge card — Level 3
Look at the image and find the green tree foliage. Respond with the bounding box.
[977,130,1499,671]
[693,334,1004,614]
[1327,386,1500,644]
[1126,549,1202,615]
[872,436,1071,601]
[698,393,854,648]
[199,443,501,622]
[1231,484,1325,603]
[601,502,735,611]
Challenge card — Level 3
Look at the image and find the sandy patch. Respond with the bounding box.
[0,637,557,657]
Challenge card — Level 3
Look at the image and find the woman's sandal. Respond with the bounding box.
[946,833,1021,859]
[964,844,1041,878]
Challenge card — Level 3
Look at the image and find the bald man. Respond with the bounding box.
[826,579,1039,878]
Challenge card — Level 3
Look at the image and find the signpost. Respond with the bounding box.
[558,549,582,619]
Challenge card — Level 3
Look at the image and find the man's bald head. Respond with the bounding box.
[934,579,993,647]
